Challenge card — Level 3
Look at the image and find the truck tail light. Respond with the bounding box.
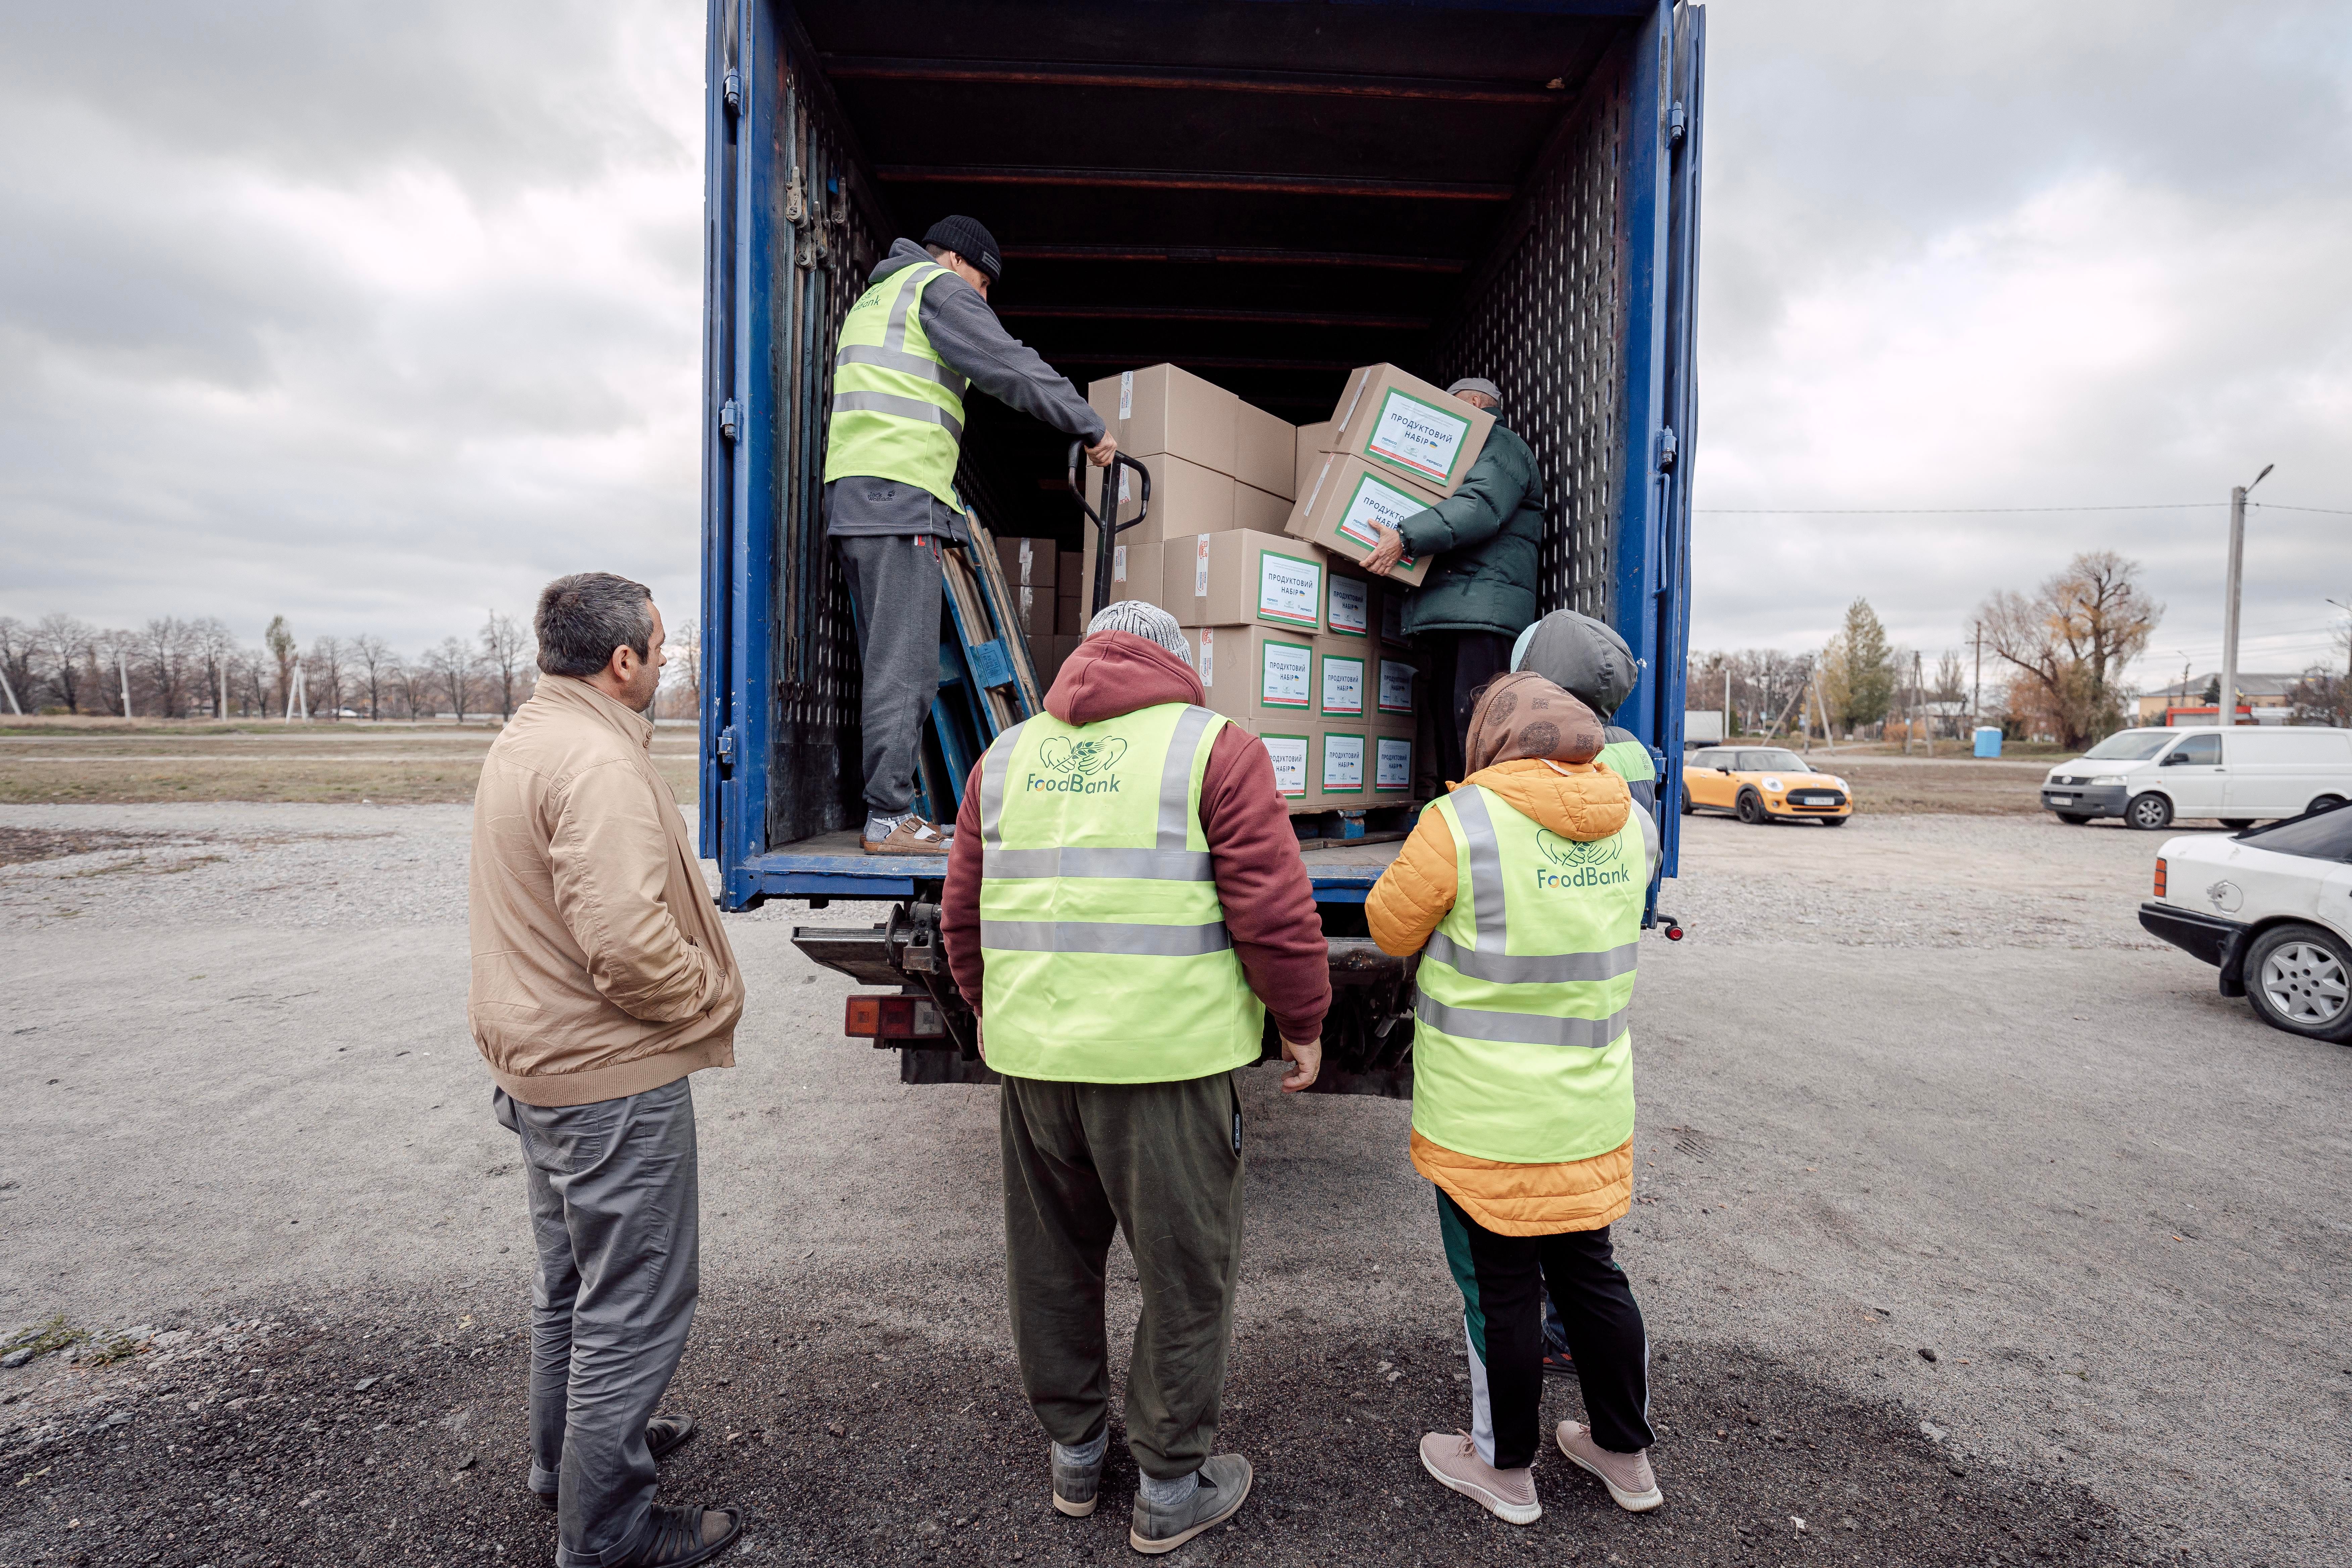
[2153,857,2166,898]
[844,993,944,1038]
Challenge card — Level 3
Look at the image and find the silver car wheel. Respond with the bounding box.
[2260,941,2350,1026]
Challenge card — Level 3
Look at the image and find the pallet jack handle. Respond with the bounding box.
[1068,442,1151,619]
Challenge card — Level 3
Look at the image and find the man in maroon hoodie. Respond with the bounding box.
[943,601,1330,1554]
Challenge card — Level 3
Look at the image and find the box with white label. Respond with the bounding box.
[1373,733,1415,795]
[1316,641,1367,720]
[1079,531,1165,613]
[1254,727,1312,800]
[1188,625,1318,726]
[1285,454,1433,588]
[1087,365,1238,472]
[1162,529,1323,633]
[1324,568,1372,640]
[1323,362,1493,499]
[1375,653,1419,719]
[1318,728,1368,798]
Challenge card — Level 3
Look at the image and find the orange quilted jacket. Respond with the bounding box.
[1370,758,1635,1235]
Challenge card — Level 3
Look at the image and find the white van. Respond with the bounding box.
[2040,727,2352,830]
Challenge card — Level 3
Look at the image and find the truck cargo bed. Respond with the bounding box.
[750,828,1403,904]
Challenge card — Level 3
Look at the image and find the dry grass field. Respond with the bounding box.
[0,717,699,805]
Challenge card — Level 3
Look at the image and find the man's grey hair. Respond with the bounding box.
[536,572,654,679]
[1086,600,1192,667]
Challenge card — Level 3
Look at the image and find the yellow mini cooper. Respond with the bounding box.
[1680,745,1854,826]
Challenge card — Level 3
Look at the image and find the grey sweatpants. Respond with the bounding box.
[494,1078,700,1568]
[835,531,944,816]
[999,1072,1245,1480]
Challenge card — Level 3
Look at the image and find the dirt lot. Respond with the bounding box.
[0,719,698,806]
[3,798,2346,1568]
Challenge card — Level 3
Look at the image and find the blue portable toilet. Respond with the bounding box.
[1973,726,2002,758]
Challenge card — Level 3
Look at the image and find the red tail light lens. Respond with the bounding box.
[2153,857,2167,898]
[844,993,945,1038]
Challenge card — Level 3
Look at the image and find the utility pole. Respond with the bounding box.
[0,663,20,716]
[1723,665,1731,740]
[1914,649,1927,757]
[1971,621,1982,736]
[2222,463,2273,729]
[118,645,134,718]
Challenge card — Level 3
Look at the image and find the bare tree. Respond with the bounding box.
[96,628,140,717]
[263,616,299,718]
[478,610,532,720]
[351,634,394,721]
[34,614,94,713]
[190,619,238,719]
[138,617,200,718]
[1977,551,2162,748]
[0,617,31,715]
[395,658,431,722]
[657,617,701,720]
[306,636,347,720]
[424,637,478,721]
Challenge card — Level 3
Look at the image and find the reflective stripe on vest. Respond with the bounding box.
[977,703,1264,1083]
[822,264,968,507]
[1406,782,1643,1165]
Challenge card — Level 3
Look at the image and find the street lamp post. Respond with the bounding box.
[2221,463,2273,728]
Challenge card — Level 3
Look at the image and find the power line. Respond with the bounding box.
[2251,503,2352,516]
[1695,503,2218,515]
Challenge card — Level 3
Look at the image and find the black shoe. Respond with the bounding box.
[533,1413,702,1509]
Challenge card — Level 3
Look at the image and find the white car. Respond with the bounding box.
[2139,804,2352,1043]
[2042,726,2352,830]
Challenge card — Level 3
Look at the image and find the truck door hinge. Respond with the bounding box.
[1656,425,1678,472]
[723,69,741,114]
[718,399,740,444]
[1668,101,1687,149]
[783,168,808,226]
[716,727,738,771]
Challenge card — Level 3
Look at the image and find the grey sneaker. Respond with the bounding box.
[1556,1419,1663,1511]
[1128,1454,1252,1555]
[1418,1430,1541,1525]
[1052,1444,1102,1518]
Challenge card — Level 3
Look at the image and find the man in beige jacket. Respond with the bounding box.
[470,572,745,1568]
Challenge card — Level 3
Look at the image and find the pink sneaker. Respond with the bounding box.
[1556,1420,1663,1511]
[1418,1431,1541,1525]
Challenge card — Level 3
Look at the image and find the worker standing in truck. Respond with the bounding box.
[823,214,1118,856]
[939,601,1330,1555]
[1360,377,1544,790]
[1366,670,1667,1527]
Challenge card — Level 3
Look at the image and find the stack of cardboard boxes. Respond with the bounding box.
[1056,361,1482,810]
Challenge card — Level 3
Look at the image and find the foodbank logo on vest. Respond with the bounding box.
[1532,829,1631,889]
[1030,736,1129,795]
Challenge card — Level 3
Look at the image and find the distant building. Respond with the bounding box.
[2134,673,2299,726]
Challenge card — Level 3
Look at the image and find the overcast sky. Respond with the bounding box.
[2,1,2347,687]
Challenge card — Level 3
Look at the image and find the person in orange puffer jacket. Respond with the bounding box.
[1367,671,1665,1527]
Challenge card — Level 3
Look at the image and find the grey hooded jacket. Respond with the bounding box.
[824,238,1105,541]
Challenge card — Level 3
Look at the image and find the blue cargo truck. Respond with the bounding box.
[698,0,1703,1092]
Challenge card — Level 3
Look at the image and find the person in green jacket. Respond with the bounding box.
[1362,377,1544,790]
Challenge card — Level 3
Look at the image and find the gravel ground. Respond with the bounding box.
[4,802,2346,1568]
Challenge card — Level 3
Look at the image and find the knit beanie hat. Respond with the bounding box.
[1087,600,1192,667]
[1447,376,1503,407]
[922,215,1002,283]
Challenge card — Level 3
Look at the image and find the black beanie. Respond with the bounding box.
[922,215,1001,283]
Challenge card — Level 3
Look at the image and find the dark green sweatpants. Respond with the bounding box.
[999,1072,1245,1480]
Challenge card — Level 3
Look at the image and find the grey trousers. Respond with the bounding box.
[999,1073,1245,1480]
[835,532,944,816]
[494,1077,700,1568]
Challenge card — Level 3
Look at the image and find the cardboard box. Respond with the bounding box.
[1294,420,1338,500]
[1088,364,1237,472]
[1235,402,1297,499]
[1028,633,1066,689]
[1374,652,1420,720]
[1058,550,1082,592]
[1286,453,1433,588]
[1324,363,1493,498]
[1246,724,1313,801]
[1055,595,1083,637]
[1190,625,1319,727]
[1315,640,1369,722]
[1080,531,1166,612]
[1317,727,1370,800]
[1323,567,1373,642]
[1007,582,1055,637]
[1372,732,1416,795]
[1111,450,1236,542]
[1232,482,1291,536]
[1163,530,1323,634]
[994,536,1057,592]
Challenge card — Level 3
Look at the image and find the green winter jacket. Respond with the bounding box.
[1394,423,1545,639]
